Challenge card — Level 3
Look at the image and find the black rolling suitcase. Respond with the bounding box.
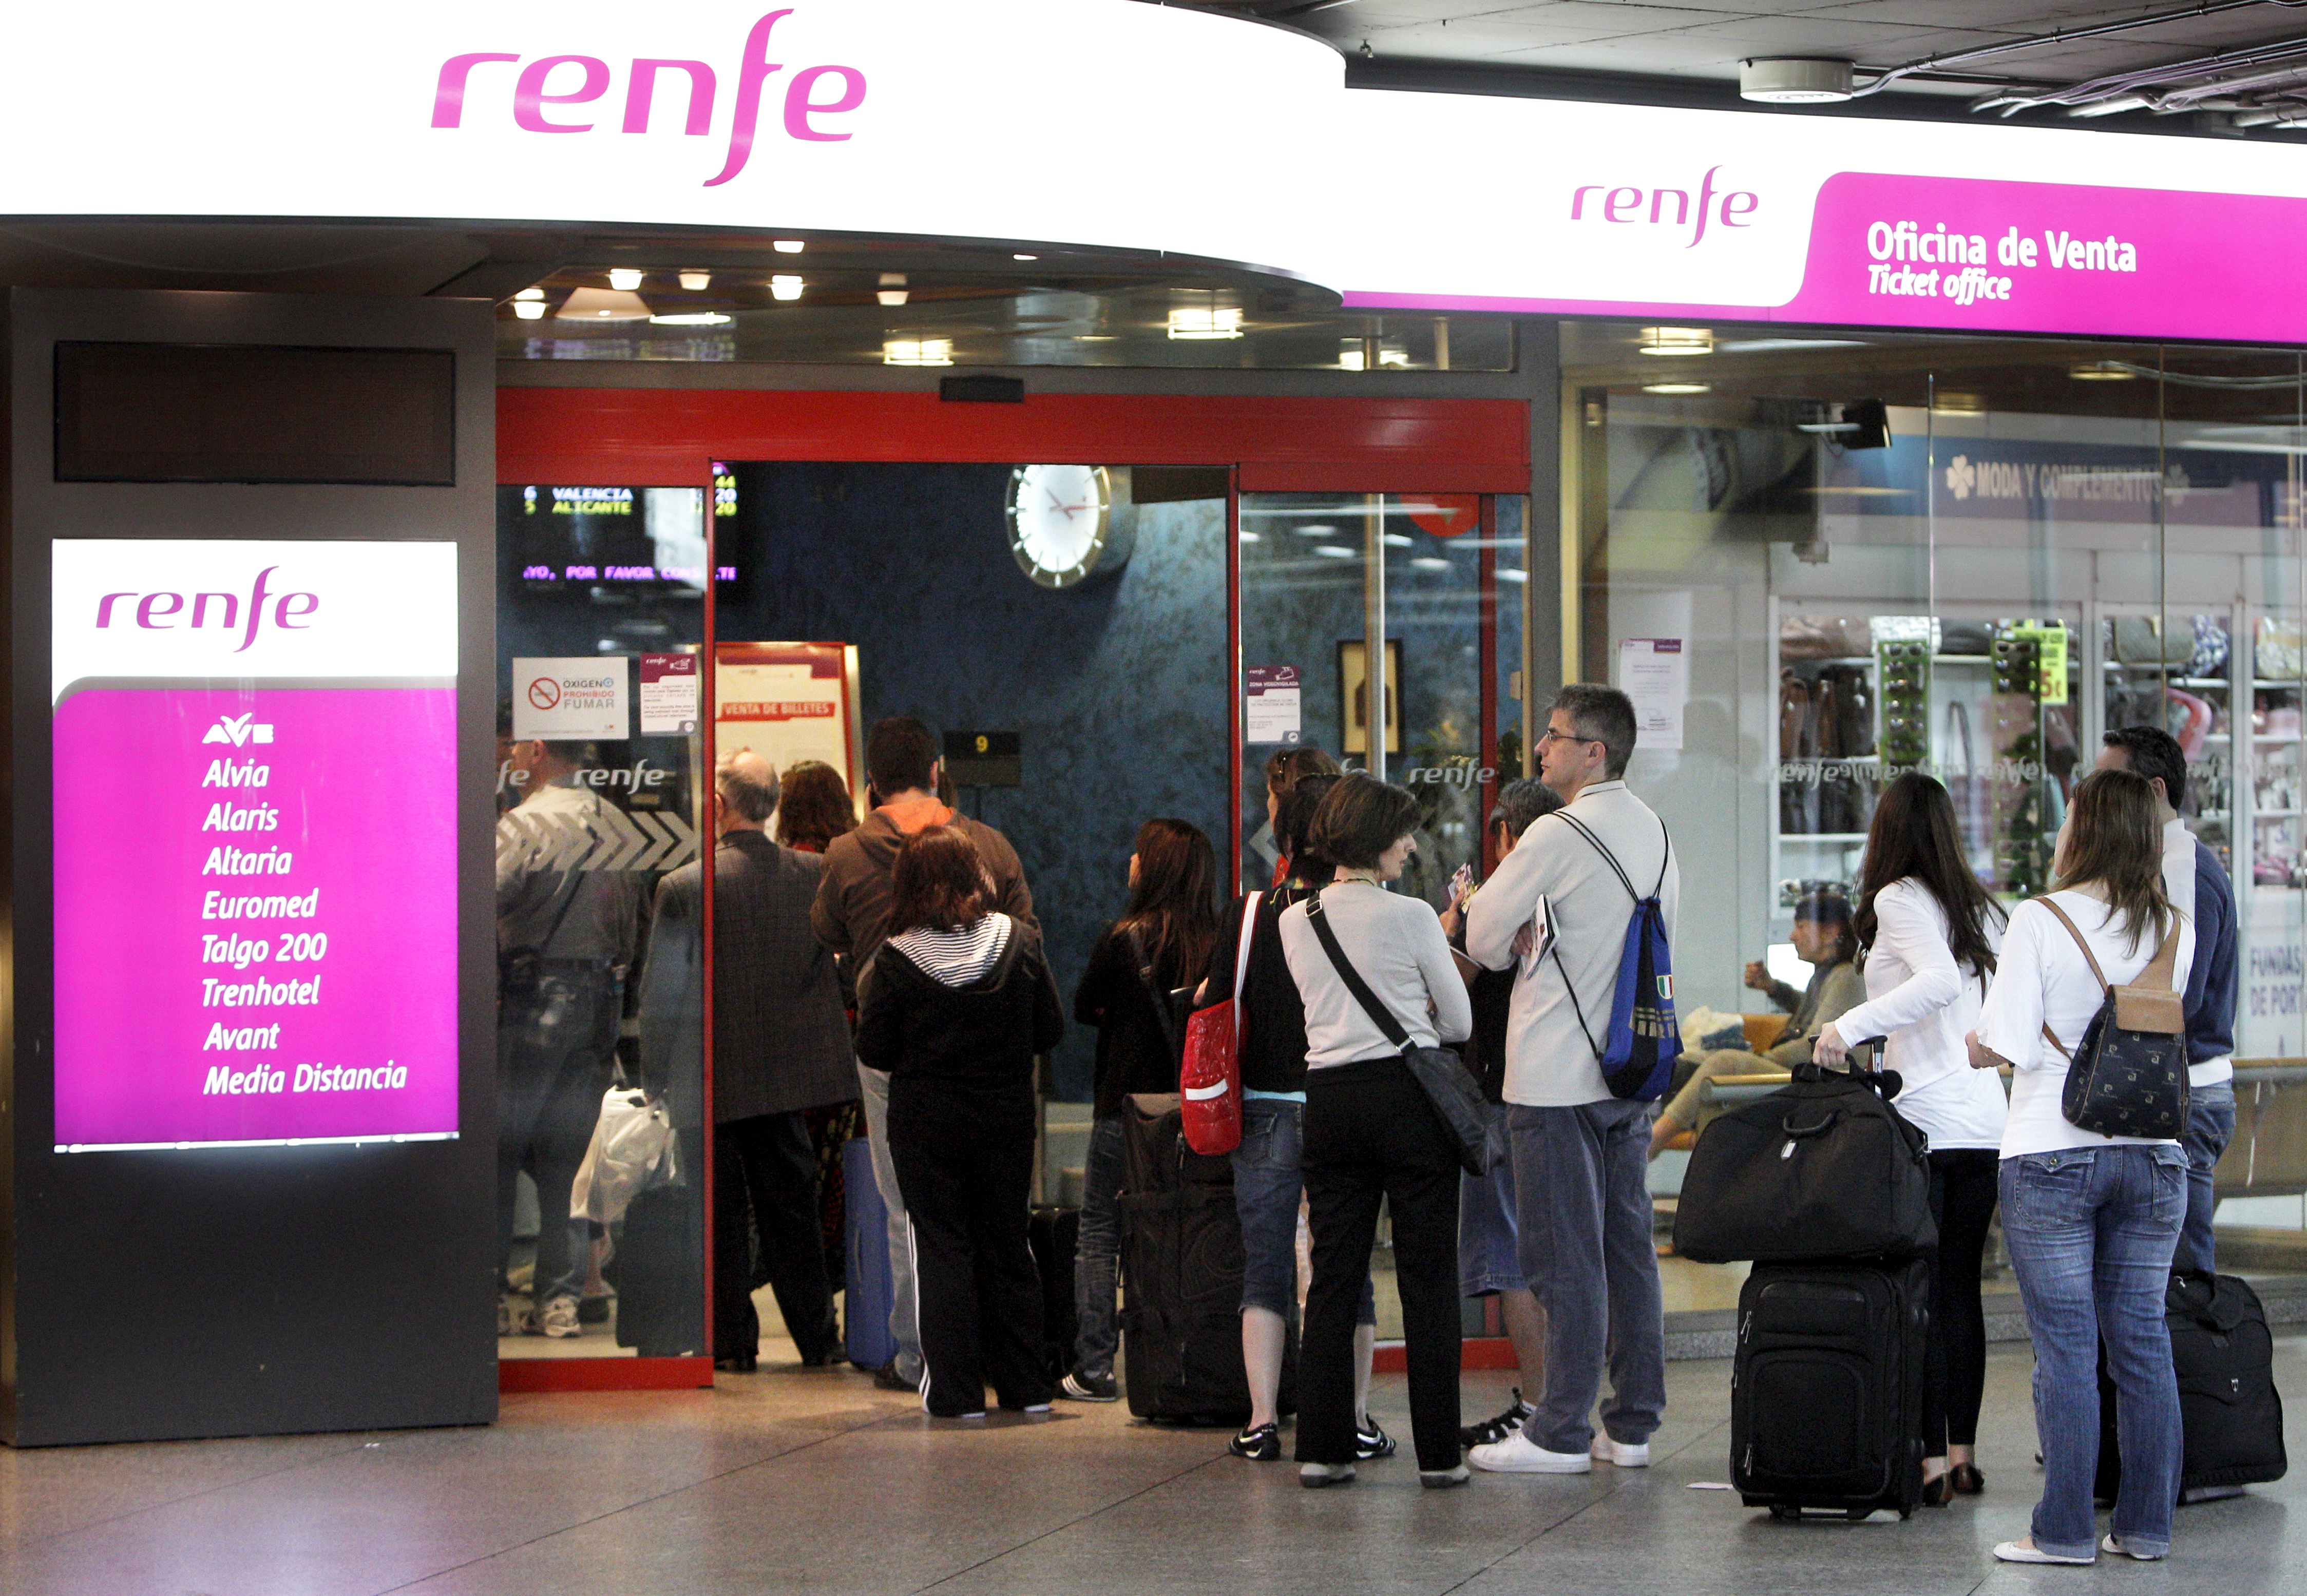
[1116,1092,1272,1425]
[1027,1206,1081,1382]
[1731,1257,1930,1520]
[2095,1271,2287,1506]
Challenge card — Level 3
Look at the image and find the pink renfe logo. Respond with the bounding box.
[431,9,867,188]
[94,566,319,653]
[1570,166,1759,248]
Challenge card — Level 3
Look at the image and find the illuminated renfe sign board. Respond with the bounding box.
[5,2,2307,342]
[51,541,460,1152]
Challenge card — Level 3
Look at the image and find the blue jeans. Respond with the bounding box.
[1510,1099,1666,1453]
[1073,1113,1127,1379]
[2001,1145,2188,1560]
[1231,1097,1374,1324]
[1459,1103,1526,1297]
[2178,1082,2236,1274]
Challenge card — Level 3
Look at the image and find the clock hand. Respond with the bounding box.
[1044,488,1064,511]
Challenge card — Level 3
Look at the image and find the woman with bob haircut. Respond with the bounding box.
[854,824,1064,1419]
[1971,768,2192,1565]
[773,759,858,855]
[1279,772,1473,1489]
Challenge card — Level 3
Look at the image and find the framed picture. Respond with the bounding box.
[1338,639,1403,756]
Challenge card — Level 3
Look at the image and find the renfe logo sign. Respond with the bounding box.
[51,541,459,1153]
[430,8,868,186]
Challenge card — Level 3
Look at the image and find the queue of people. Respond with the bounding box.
[497,686,2251,1564]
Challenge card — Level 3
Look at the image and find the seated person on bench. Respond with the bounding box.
[1648,890,1863,1160]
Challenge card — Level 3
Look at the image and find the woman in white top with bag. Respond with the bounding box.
[1969,767,2192,1567]
[1814,772,2009,1507]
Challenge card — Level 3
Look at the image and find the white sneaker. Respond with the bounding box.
[1469,1432,1591,1474]
[537,1295,583,1339]
[1591,1435,1650,1467]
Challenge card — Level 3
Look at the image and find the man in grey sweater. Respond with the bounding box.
[1464,684,1678,1474]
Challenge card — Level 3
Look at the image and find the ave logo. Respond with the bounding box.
[203,713,275,747]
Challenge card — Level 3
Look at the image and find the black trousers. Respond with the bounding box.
[1924,1148,2000,1454]
[1300,1056,1463,1471]
[889,1088,1051,1417]
[714,1111,837,1363]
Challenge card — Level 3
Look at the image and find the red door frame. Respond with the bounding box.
[495,386,1530,1393]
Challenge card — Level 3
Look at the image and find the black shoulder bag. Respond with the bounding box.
[1304,891,1504,1176]
[2036,897,2190,1139]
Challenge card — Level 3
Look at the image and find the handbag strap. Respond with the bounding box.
[1233,891,1260,1003]
[1123,924,1185,1060]
[1304,891,1414,1056]
[2032,894,2177,1060]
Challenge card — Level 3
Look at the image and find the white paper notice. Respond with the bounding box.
[513,657,630,741]
[1245,665,1303,745]
[1617,638,1688,752]
[637,653,700,735]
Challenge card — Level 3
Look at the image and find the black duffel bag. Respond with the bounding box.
[1672,1059,1936,1265]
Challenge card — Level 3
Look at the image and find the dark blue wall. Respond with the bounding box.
[723,463,1229,1101]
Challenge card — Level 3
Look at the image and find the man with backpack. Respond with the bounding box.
[1463,684,1678,1474]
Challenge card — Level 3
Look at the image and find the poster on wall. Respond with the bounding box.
[1245,665,1303,746]
[637,651,700,736]
[1617,638,1690,752]
[512,656,628,741]
[1339,640,1403,757]
[715,642,864,816]
[50,539,460,1152]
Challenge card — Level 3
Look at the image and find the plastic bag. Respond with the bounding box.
[570,1087,681,1226]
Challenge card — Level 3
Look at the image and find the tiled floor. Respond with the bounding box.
[3,1339,2300,1595]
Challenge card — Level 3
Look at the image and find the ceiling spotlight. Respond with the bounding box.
[1740,57,1856,104]
[773,239,805,254]
[556,286,652,322]
[883,337,954,367]
[770,275,804,301]
[607,268,645,291]
[878,290,909,306]
[1014,253,1039,261]
[1168,306,1243,340]
[649,312,732,326]
[2070,360,2138,381]
[678,271,712,291]
[1638,326,1713,356]
[512,300,547,320]
[1643,382,1712,395]
[513,286,545,301]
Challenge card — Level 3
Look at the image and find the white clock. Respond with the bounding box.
[1006,464,1116,588]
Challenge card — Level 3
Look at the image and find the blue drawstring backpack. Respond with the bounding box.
[1548,812,1680,1101]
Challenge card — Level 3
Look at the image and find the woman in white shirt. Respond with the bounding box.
[1279,774,1474,1490]
[1815,773,2009,1506]
[1970,768,2192,1566]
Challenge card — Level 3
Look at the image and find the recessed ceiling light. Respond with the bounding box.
[1382,533,1413,547]
[1410,556,1452,570]
[1638,326,1713,357]
[678,271,712,291]
[1495,567,1529,583]
[770,275,804,301]
[878,290,909,306]
[773,240,805,254]
[1643,382,1712,395]
[1014,253,1039,261]
[1295,524,1339,537]
[556,287,652,322]
[1238,530,1263,543]
[513,287,545,301]
[1168,306,1243,340]
[2070,360,2137,381]
[1312,545,1356,559]
[649,312,732,326]
[883,337,953,367]
[1740,57,1855,104]
[511,301,547,320]
[607,268,644,291]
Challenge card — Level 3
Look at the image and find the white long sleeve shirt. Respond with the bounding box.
[1465,780,1679,1107]
[1279,882,1472,1070]
[1976,889,2193,1159]
[1834,878,2008,1152]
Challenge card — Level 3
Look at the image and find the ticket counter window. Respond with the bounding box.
[1561,324,2307,1295]
[497,484,711,1362]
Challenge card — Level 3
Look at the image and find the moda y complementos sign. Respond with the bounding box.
[9,1,2307,341]
[51,541,460,1152]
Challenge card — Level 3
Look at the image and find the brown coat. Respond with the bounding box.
[810,797,1035,981]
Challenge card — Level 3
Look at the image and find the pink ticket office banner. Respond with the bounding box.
[53,684,459,1151]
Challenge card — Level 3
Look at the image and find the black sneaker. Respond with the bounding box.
[1460,1387,1533,1449]
[871,1363,919,1393]
[1230,1421,1282,1460]
[1353,1418,1398,1460]
[1059,1370,1119,1403]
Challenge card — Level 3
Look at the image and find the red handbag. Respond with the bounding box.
[1180,892,1259,1156]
